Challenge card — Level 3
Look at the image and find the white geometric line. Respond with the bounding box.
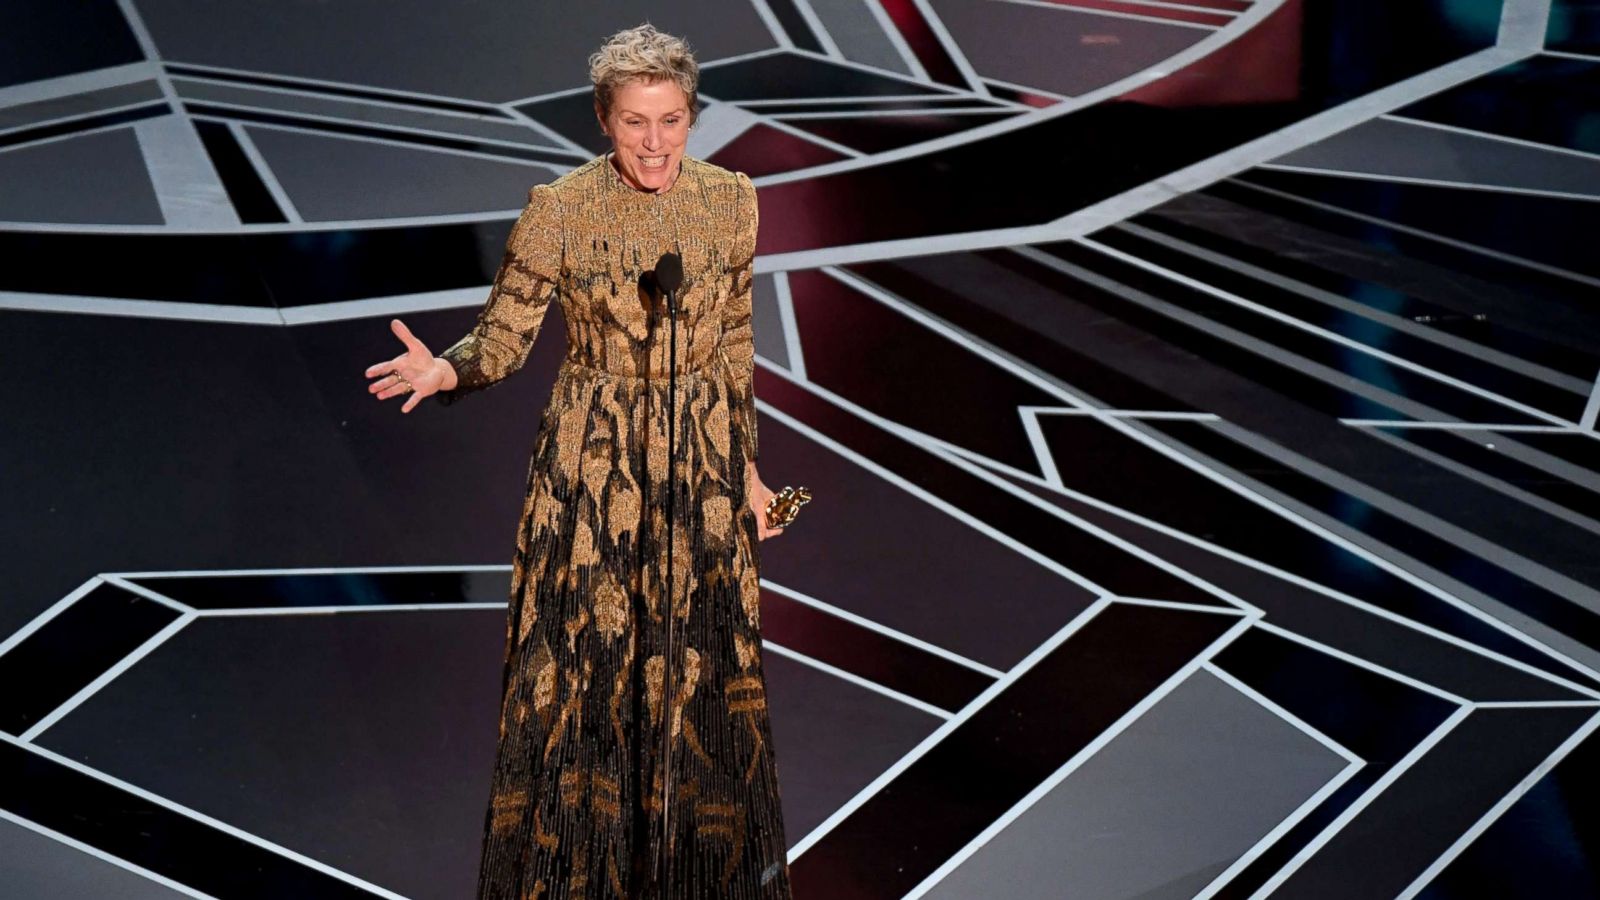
[1027,406,1222,420]
[753,375,1114,600]
[787,596,1115,862]
[229,122,303,223]
[1582,368,1600,430]
[903,614,1258,899]
[499,105,592,157]
[1498,0,1554,52]
[820,266,1094,408]
[906,0,994,96]
[1255,162,1600,204]
[1340,420,1600,436]
[191,603,509,616]
[1397,709,1600,899]
[1543,48,1600,62]
[0,60,157,109]
[763,640,953,719]
[757,42,1513,272]
[1193,755,1366,900]
[736,94,970,106]
[824,263,1600,688]
[162,58,510,116]
[1113,596,1250,615]
[1227,177,1600,290]
[1020,407,1062,487]
[761,580,1005,677]
[1255,621,1471,705]
[776,0,1285,189]
[22,613,195,742]
[1214,420,1600,616]
[1070,236,1577,427]
[0,734,408,899]
[772,271,807,380]
[1118,220,1593,393]
[1473,700,1600,708]
[100,575,197,613]
[1363,426,1600,540]
[165,71,546,131]
[109,563,511,578]
[772,106,1008,119]
[0,291,288,323]
[1379,113,1600,165]
[943,441,1600,702]
[759,357,1257,613]
[976,76,1074,105]
[184,98,584,160]
[1089,0,1243,15]
[1359,427,1600,540]
[1246,705,1475,900]
[1204,661,1362,763]
[0,97,166,137]
[789,0,846,58]
[747,0,798,49]
[861,0,934,81]
[0,111,158,158]
[749,111,865,158]
[990,0,1221,31]
[0,808,219,900]
[0,578,104,658]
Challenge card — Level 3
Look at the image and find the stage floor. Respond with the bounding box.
[4,0,1599,897]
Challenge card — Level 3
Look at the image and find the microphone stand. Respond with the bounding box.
[658,271,681,898]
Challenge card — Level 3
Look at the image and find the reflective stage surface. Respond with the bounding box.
[4,1,1600,897]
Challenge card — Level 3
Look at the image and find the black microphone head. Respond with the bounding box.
[656,252,684,294]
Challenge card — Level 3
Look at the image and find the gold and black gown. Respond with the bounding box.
[435,153,792,899]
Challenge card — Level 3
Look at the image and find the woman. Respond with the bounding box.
[363,24,793,899]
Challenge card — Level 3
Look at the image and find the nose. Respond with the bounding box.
[643,125,662,150]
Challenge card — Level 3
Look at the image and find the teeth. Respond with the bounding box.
[641,156,666,168]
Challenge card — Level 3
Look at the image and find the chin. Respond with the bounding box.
[631,155,678,183]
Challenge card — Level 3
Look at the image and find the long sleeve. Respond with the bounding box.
[435,184,563,406]
[721,171,760,463]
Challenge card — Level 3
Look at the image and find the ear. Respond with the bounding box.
[594,101,608,136]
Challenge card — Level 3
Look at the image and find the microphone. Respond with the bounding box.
[655,252,683,316]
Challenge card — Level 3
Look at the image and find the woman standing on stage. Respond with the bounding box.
[364,23,793,899]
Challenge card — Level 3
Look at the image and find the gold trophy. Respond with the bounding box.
[764,486,812,530]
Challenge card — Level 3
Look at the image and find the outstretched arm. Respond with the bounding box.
[435,184,563,406]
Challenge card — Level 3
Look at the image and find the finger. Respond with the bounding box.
[364,358,402,378]
[392,318,426,354]
[402,392,420,414]
[368,372,402,394]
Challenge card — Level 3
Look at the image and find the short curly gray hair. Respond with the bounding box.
[589,24,700,126]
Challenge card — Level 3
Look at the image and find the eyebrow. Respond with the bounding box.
[617,108,687,117]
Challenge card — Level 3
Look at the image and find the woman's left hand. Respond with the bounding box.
[747,463,784,541]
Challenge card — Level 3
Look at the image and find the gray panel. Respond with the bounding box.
[134,0,778,102]
[242,124,569,220]
[753,272,791,369]
[925,669,1350,900]
[804,0,915,75]
[929,0,1204,96]
[763,651,942,840]
[173,77,567,149]
[0,127,164,224]
[0,816,193,900]
[1273,117,1600,198]
[39,611,510,900]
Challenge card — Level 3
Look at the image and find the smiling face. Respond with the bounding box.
[596,78,692,193]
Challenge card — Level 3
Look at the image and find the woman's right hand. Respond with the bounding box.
[364,318,451,414]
